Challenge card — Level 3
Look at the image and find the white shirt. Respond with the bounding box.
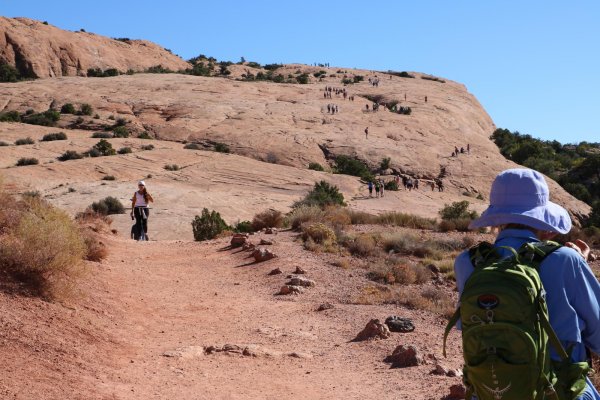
[134,191,147,207]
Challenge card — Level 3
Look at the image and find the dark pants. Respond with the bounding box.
[134,207,149,239]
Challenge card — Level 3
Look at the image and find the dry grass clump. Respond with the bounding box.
[301,223,337,252]
[347,233,379,257]
[381,232,465,260]
[346,210,377,225]
[0,195,86,298]
[331,257,351,269]
[376,212,437,229]
[75,210,113,262]
[252,209,284,231]
[367,262,431,285]
[323,206,351,228]
[438,218,472,232]
[287,205,324,230]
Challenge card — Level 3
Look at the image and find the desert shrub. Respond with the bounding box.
[381,232,438,258]
[90,139,116,156]
[94,113,100,119]
[22,110,60,126]
[384,180,399,191]
[376,212,437,229]
[233,220,253,233]
[301,223,336,246]
[214,142,230,153]
[347,234,378,257]
[60,103,76,114]
[117,147,132,154]
[438,218,472,232]
[380,157,391,170]
[252,209,284,231]
[113,126,129,138]
[90,196,125,215]
[296,73,309,84]
[145,65,173,74]
[114,117,127,127]
[346,210,376,224]
[23,191,41,199]
[41,132,67,141]
[313,70,327,78]
[354,75,364,83]
[102,175,116,181]
[439,200,478,220]
[0,198,86,298]
[15,137,35,145]
[58,150,84,161]
[184,143,202,150]
[80,104,93,116]
[341,78,353,85]
[367,263,430,285]
[0,63,20,82]
[138,131,152,139]
[80,229,108,262]
[0,110,21,122]
[287,205,325,230]
[388,71,415,78]
[334,155,373,181]
[16,158,39,166]
[164,164,179,171]
[192,208,229,241]
[141,144,155,151]
[295,180,345,208]
[421,75,445,83]
[323,206,352,228]
[0,141,9,146]
[92,132,113,139]
[308,162,324,171]
[264,64,283,71]
[265,152,279,164]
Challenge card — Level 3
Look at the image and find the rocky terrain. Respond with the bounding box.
[0,17,189,78]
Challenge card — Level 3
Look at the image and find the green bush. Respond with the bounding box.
[251,209,284,231]
[296,73,309,84]
[60,103,76,114]
[0,63,20,82]
[80,104,93,116]
[0,141,9,146]
[141,144,155,151]
[113,126,129,138]
[41,132,67,141]
[164,164,179,171]
[0,110,21,122]
[58,150,84,161]
[90,139,116,156]
[380,157,391,170]
[192,208,230,241]
[376,212,437,229]
[117,147,132,154]
[184,143,202,150]
[92,132,113,139]
[114,117,127,127]
[214,142,230,153]
[439,200,478,220]
[353,75,364,83]
[138,132,152,139]
[295,180,345,208]
[16,158,39,166]
[308,162,325,171]
[90,196,125,215]
[102,175,116,181]
[334,155,373,181]
[384,180,399,191]
[22,110,60,126]
[263,64,283,71]
[15,137,35,145]
[233,220,253,233]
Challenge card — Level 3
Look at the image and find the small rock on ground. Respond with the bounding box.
[385,316,415,333]
[252,248,276,262]
[353,319,391,341]
[230,233,249,248]
[286,276,315,287]
[384,345,423,368]
[293,266,306,274]
[260,239,274,245]
[278,285,303,295]
[268,267,282,275]
[317,302,334,311]
[447,384,466,399]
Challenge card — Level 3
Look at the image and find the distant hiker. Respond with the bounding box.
[452,151,456,157]
[374,180,380,198]
[368,181,373,197]
[436,179,444,192]
[327,104,331,113]
[379,179,385,197]
[467,143,470,154]
[454,146,459,155]
[430,181,435,191]
[323,92,327,99]
[447,169,600,400]
[131,180,154,241]
[406,178,413,191]
[425,96,428,103]
[414,179,419,190]
[460,147,465,154]
[335,105,339,113]
[402,176,408,189]
[404,93,407,101]
[365,127,369,139]
[366,104,369,111]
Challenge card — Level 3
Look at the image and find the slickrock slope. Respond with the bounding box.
[0,17,190,78]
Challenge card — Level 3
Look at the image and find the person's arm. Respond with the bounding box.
[131,193,136,216]
[146,192,154,203]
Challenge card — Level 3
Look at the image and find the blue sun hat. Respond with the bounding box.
[469,168,572,234]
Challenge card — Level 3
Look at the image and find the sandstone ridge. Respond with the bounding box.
[0,17,190,78]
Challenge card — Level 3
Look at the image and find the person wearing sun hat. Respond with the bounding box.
[454,168,600,399]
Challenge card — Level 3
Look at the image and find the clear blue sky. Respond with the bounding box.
[4,1,599,144]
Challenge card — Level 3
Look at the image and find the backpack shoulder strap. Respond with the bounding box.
[518,240,562,267]
[469,241,499,269]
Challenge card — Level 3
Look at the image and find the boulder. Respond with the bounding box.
[353,319,391,341]
[384,345,423,368]
[385,316,415,333]
[230,233,249,248]
[278,285,303,295]
[242,242,255,251]
[252,248,276,262]
[268,267,283,276]
[286,276,315,287]
[294,266,306,274]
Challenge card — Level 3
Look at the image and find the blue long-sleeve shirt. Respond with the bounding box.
[454,229,600,399]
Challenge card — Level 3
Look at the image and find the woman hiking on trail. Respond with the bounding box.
[131,180,154,241]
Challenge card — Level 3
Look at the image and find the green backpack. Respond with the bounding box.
[443,241,590,400]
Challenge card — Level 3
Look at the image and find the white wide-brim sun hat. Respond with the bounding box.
[469,168,572,234]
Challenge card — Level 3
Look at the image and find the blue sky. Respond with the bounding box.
[3,1,599,144]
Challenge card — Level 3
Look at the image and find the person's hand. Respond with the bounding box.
[566,239,591,261]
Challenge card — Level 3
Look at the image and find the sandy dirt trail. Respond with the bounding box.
[1,231,464,400]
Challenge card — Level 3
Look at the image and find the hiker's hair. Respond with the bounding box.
[139,186,150,204]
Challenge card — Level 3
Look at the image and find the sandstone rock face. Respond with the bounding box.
[0,17,190,78]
